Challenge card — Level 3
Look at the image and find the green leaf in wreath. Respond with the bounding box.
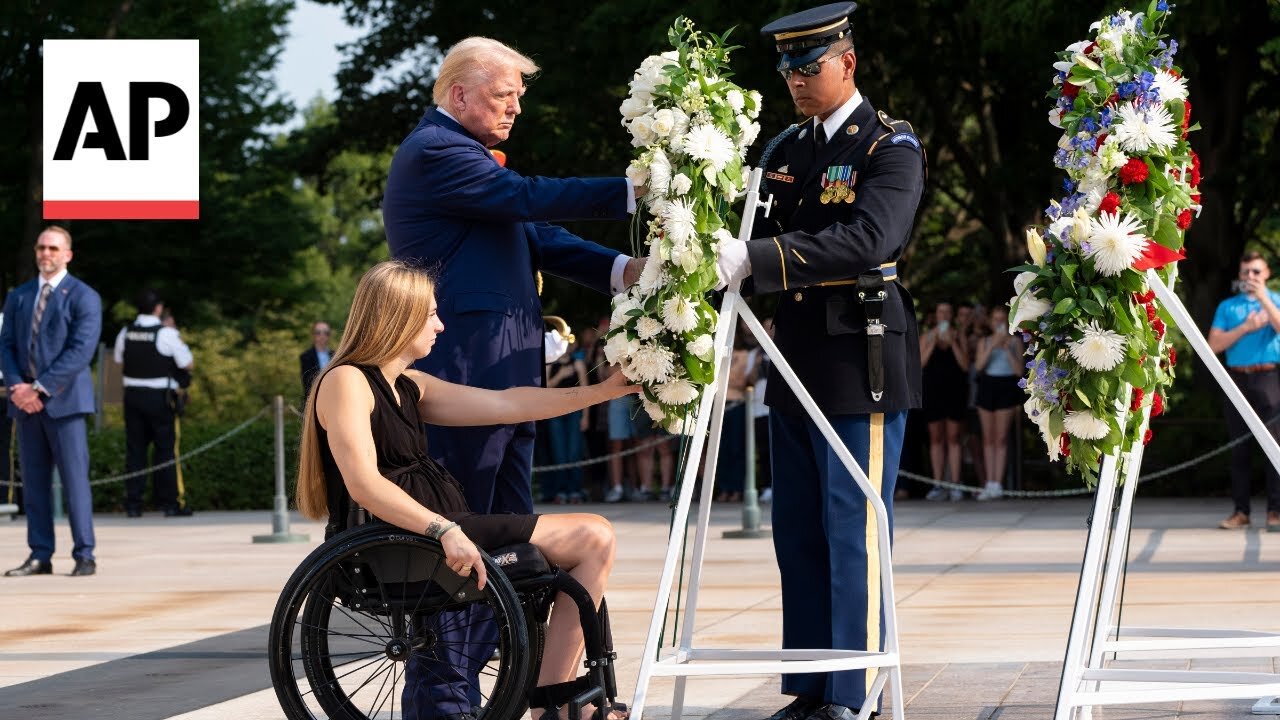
[1074,386,1093,408]
[1122,361,1147,388]
[1054,297,1077,314]
[1080,298,1104,316]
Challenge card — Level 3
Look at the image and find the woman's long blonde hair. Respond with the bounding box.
[295,260,437,520]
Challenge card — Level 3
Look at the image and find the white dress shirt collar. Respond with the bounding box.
[39,268,68,291]
[815,90,865,142]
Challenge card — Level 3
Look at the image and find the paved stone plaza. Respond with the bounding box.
[1,497,1278,719]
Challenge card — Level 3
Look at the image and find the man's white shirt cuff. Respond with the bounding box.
[610,254,631,295]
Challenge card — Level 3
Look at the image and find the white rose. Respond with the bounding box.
[646,196,668,217]
[642,398,665,422]
[725,89,745,112]
[669,107,690,136]
[738,117,760,148]
[603,331,640,365]
[610,294,640,325]
[648,149,672,195]
[625,159,649,188]
[651,108,675,137]
[747,90,762,119]
[620,94,650,120]
[687,334,714,361]
[630,115,657,147]
[670,173,692,196]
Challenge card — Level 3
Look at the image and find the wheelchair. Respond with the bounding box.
[268,522,621,720]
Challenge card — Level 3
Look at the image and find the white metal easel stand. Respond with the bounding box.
[628,168,905,720]
[1055,268,1280,719]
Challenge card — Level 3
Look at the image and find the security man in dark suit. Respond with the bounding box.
[114,289,195,517]
[299,320,332,402]
[716,4,926,719]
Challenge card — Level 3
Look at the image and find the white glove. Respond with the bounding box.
[544,331,569,364]
[715,238,752,291]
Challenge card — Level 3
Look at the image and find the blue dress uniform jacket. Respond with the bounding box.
[0,274,101,563]
[748,99,925,416]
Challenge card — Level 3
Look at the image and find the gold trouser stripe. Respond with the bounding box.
[790,248,808,264]
[175,416,185,506]
[774,19,847,40]
[865,413,884,702]
[772,237,788,290]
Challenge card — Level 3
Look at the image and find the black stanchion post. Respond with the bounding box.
[253,395,309,544]
[724,386,770,539]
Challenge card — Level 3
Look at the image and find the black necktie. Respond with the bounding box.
[815,122,827,147]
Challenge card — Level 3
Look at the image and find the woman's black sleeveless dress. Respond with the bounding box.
[320,364,538,547]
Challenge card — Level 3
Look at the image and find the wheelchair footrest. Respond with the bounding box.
[568,685,604,720]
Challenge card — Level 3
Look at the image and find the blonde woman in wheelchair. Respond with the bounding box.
[294,260,635,720]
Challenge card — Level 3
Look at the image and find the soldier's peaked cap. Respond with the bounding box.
[760,2,857,72]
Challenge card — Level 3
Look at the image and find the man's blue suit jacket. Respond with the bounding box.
[0,275,102,419]
[384,107,629,391]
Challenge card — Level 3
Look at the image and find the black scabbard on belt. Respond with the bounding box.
[856,271,888,402]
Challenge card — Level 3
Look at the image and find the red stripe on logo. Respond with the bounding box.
[43,200,199,220]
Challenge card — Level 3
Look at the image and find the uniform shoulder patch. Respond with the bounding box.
[890,133,921,149]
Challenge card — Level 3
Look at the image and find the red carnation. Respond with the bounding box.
[1146,304,1157,322]
[1060,434,1071,458]
[1153,317,1166,339]
[1085,42,1098,56]
[1131,387,1145,411]
[1099,192,1122,215]
[1177,209,1193,230]
[1096,133,1108,148]
[1181,100,1192,136]
[1191,193,1202,205]
[1120,158,1149,185]
[1191,151,1201,172]
[1152,393,1164,417]
[1061,82,1081,99]
[1189,166,1201,187]
[1169,347,1177,366]
[1143,428,1153,445]
[1106,92,1120,106]
[1135,290,1156,303]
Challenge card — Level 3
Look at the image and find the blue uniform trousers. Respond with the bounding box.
[770,410,906,712]
[403,421,536,718]
[17,411,95,562]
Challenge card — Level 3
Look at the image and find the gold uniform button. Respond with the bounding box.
[793,292,803,302]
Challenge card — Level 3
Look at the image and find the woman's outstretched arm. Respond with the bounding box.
[412,369,638,427]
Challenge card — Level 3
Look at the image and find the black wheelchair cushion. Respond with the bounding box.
[488,542,552,581]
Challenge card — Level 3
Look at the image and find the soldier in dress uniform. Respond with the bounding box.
[716,4,926,719]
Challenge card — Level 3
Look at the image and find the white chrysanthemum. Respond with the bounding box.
[670,173,692,196]
[656,377,699,406]
[625,159,649,188]
[681,124,736,171]
[661,295,698,333]
[1069,320,1127,371]
[642,398,665,422]
[1087,210,1148,276]
[747,90,762,118]
[603,331,640,365]
[1064,410,1110,440]
[1010,292,1052,330]
[637,251,669,295]
[1152,70,1188,102]
[686,333,713,361]
[648,149,672,195]
[610,294,640,325]
[635,316,665,340]
[628,343,676,383]
[1112,102,1178,153]
[663,198,697,244]
[664,414,694,435]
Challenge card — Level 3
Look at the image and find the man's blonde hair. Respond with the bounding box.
[433,37,538,109]
[295,260,437,520]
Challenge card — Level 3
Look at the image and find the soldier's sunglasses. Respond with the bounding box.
[780,55,839,81]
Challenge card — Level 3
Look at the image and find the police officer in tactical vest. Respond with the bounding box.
[715,4,926,719]
[114,289,195,517]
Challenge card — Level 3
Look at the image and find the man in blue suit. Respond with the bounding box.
[383,36,640,719]
[1,225,102,577]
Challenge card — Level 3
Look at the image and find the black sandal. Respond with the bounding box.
[529,677,629,720]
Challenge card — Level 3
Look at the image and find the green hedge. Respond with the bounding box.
[86,414,301,512]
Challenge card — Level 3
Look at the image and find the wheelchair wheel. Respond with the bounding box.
[269,523,531,720]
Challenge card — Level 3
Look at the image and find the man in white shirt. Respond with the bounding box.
[113,289,194,517]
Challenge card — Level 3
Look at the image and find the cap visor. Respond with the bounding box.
[778,46,829,72]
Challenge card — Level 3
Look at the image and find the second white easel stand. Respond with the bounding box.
[1055,268,1280,718]
[628,168,905,720]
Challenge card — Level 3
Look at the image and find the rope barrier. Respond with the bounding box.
[2,404,271,489]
